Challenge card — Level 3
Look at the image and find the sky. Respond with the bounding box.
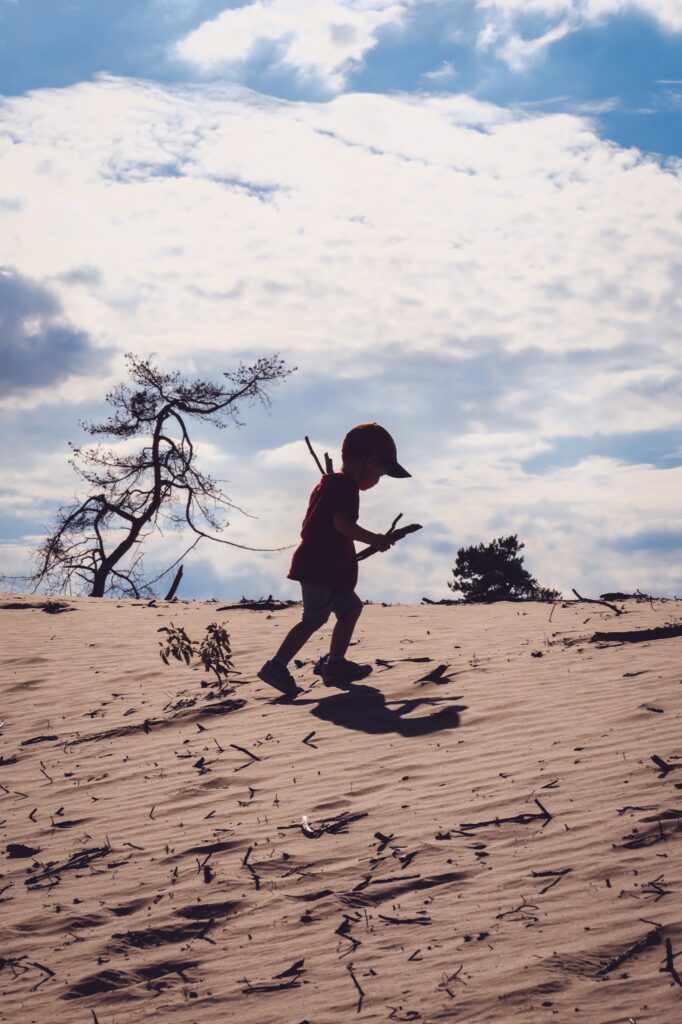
[1,0,681,603]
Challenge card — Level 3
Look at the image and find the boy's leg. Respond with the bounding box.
[275,618,321,665]
[258,584,331,699]
[328,592,364,660]
[259,614,318,698]
[315,594,372,687]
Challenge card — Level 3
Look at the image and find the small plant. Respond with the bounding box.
[197,623,234,688]
[159,623,194,666]
[159,621,234,695]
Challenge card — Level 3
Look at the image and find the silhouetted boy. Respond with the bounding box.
[258,423,410,697]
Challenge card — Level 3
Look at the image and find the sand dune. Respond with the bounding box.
[1,594,681,1022]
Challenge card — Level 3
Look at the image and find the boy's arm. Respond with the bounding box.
[333,513,394,552]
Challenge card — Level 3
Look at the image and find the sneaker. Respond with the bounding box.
[257,659,299,698]
[317,656,373,686]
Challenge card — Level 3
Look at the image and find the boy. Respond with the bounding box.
[258,423,411,698]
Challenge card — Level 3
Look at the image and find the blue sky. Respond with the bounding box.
[1,0,682,601]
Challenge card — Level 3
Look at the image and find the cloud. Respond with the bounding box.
[0,269,110,398]
[175,0,410,91]
[476,1,682,33]
[497,21,576,71]
[421,60,457,81]
[474,1,682,71]
[1,76,682,599]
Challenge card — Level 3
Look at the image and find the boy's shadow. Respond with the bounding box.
[300,682,466,737]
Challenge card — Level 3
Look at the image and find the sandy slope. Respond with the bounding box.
[1,594,681,1023]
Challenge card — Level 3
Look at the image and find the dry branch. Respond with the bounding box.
[594,625,682,644]
[596,927,661,977]
[346,962,365,1012]
[305,435,327,475]
[460,798,552,831]
[164,565,183,600]
[663,938,682,987]
[651,755,682,778]
[571,589,623,614]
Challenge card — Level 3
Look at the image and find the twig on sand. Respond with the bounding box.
[571,589,623,614]
[379,913,432,926]
[437,964,466,998]
[374,831,395,853]
[0,957,55,992]
[231,743,261,772]
[346,962,365,1012]
[594,625,682,644]
[663,938,682,987]
[241,974,302,994]
[641,875,671,901]
[336,915,362,956]
[242,846,261,891]
[416,664,453,685]
[495,897,539,922]
[651,755,682,779]
[596,927,661,977]
[531,867,572,894]
[298,810,368,839]
[459,798,552,831]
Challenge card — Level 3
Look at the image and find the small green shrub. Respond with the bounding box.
[159,621,234,694]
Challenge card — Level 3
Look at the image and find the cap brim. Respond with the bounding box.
[383,459,411,479]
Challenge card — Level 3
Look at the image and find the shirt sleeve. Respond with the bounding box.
[326,474,359,522]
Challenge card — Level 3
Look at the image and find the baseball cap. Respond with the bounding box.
[341,423,411,478]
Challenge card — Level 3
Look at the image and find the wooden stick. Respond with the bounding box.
[460,798,552,830]
[304,436,327,475]
[596,927,661,977]
[164,564,183,601]
[651,755,682,778]
[356,523,422,562]
[571,589,623,615]
[387,513,403,534]
[664,938,682,987]
[346,962,365,1012]
[230,743,261,762]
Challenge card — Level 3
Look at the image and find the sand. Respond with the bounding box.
[1,593,681,1023]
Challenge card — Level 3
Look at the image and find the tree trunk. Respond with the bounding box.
[90,568,107,597]
[165,565,183,601]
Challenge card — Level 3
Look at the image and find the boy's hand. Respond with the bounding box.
[371,532,395,553]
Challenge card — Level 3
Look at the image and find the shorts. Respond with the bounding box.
[300,583,363,626]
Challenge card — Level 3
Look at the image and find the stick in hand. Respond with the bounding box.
[356,522,422,561]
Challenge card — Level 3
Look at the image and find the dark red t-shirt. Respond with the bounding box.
[288,473,360,592]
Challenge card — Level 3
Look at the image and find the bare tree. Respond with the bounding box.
[29,353,293,598]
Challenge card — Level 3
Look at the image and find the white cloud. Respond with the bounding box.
[2,76,682,599]
[421,59,457,80]
[476,0,682,32]
[498,20,576,71]
[475,1,682,70]
[175,0,409,91]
